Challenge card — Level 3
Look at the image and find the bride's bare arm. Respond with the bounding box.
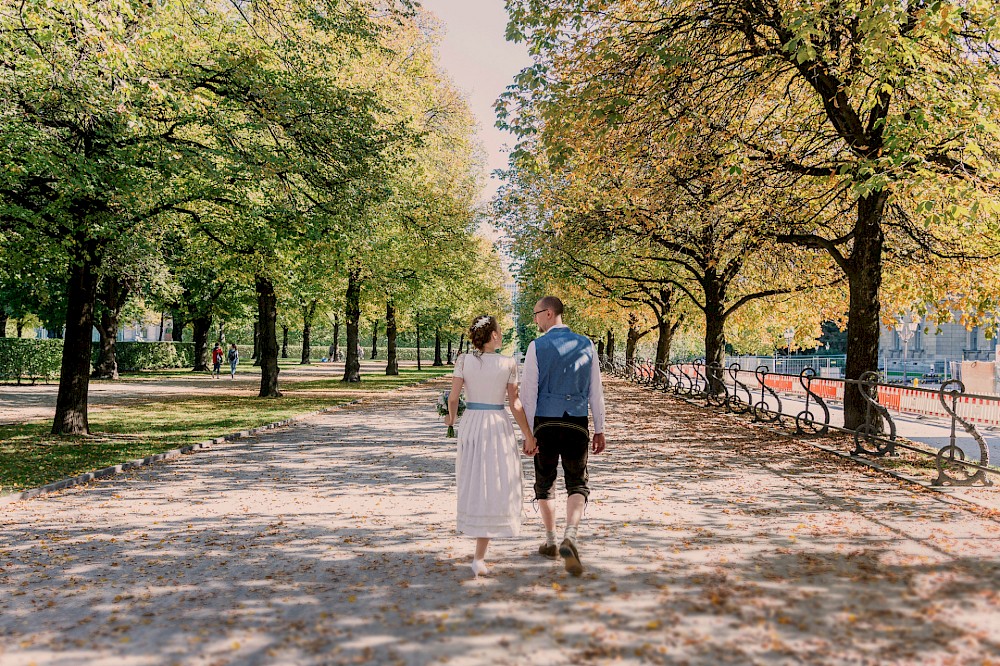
[445,377,464,426]
[507,383,537,456]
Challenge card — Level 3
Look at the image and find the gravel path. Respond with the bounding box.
[1,377,999,665]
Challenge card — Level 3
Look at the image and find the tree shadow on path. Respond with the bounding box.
[1,379,1000,665]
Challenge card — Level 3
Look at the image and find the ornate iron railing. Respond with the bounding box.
[600,355,997,487]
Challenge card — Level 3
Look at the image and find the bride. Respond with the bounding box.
[444,314,536,577]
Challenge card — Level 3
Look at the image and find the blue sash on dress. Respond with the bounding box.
[466,402,504,410]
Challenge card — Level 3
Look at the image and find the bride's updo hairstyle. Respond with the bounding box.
[468,314,499,354]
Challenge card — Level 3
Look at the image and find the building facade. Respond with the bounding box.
[879,319,997,376]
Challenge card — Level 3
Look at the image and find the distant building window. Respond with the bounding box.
[970,326,979,351]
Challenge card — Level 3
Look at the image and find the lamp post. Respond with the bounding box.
[895,316,919,385]
[783,327,795,372]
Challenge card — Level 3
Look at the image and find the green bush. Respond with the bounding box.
[113,342,194,371]
[392,347,444,362]
[0,339,63,384]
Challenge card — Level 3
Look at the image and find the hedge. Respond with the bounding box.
[0,339,63,384]
[0,340,199,383]
[0,339,453,382]
[111,341,194,371]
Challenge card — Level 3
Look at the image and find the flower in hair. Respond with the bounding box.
[472,316,491,330]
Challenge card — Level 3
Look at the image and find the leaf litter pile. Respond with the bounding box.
[1,377,999,665]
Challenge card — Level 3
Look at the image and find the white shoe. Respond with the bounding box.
[470,560,489,577]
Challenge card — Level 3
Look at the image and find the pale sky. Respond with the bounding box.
[417,0,532,205]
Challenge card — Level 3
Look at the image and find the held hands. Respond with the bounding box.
[592,433,606,454]
[522,435,537,457]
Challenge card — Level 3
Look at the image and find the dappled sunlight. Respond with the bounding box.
[1,377,1000,664]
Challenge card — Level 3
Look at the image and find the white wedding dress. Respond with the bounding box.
[453,352,524,537]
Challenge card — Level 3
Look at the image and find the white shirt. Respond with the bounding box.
[520,324,606,434]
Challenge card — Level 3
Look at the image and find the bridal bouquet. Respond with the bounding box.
[436,391,466,438]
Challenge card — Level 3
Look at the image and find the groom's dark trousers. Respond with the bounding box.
[533,413,590,500]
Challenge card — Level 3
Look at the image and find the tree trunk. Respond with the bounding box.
[342,267,362,382]
[301,300,317,364]
[385,299,398,376]
[447,340,453,364]
[300,322,312,364]
[332,313,340,362]
[625,318,642,365]
[654,319,679,368]
[433,328,443,366]
[281,326,289,358]
[252,321,259,363]
[93,275,131,380]
[703,275,727,369]
[52,250,99,435]
[416,319,422,371]
[605,330,615,363]
[191,315,212,371]
[256,275,281,397]
[843,193,888,430]
[171,311,186,343]
[217,320,225,345]
[457,333,465,358]
[157,312,165,341]
[597,339,605,357]
[702,271,728,396]
[370,320,378,360]
[91,310,120,380]
[649,288,682,367]
[1,310,11,337]
[15,319,23,337]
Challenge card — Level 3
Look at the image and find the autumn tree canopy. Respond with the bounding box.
[500,0,1000,427]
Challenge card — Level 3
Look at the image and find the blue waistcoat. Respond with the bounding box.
[534,327,593,418]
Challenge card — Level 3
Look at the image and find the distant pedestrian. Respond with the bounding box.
[211,343,224,379]
[227,343,239,379]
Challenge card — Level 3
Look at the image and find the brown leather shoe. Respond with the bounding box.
[537,543,558,559]
[559,538,583,576]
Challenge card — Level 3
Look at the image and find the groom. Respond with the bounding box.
[520,296,606,576]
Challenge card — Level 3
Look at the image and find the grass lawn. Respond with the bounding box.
[0,366,451,494]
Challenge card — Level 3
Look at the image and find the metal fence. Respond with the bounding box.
[601,356,998,488]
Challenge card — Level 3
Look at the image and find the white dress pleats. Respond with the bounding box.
[454,353,524,538]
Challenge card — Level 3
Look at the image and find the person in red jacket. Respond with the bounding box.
[211,343,224,379]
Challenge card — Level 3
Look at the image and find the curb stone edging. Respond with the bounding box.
[0,374,447,506]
